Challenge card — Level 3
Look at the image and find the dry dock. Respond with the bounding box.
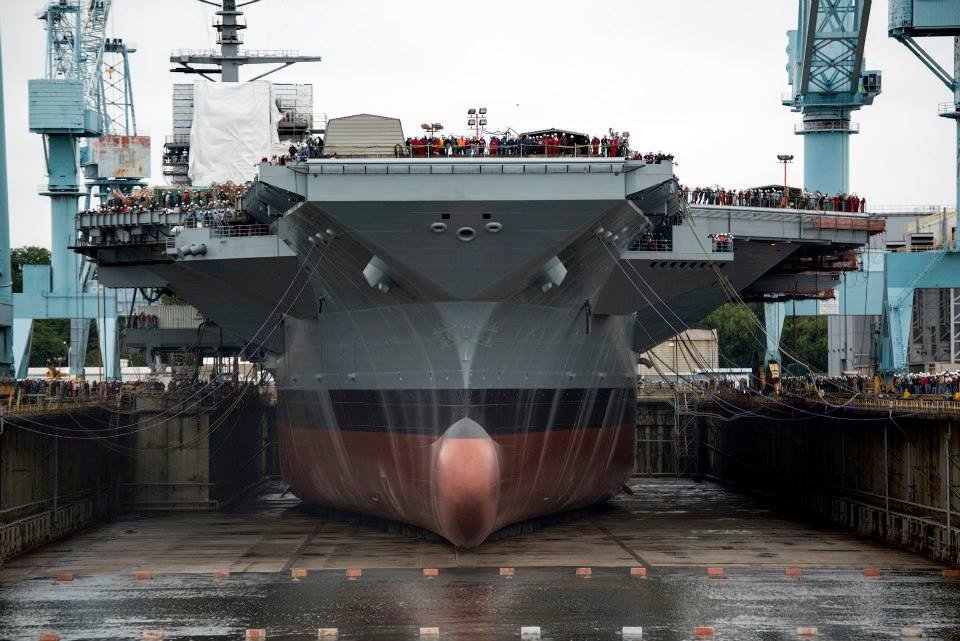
[0,479,957,641]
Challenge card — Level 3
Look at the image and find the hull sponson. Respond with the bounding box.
[277,302,638,546]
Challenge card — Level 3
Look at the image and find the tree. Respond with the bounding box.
[11,246,51,293]
[781,315,828,374]
[702,303,760,368]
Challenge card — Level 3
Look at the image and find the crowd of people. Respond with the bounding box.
[892,371,960,397]
[710,233,735,253]
[262,138,326,166]
[777,372,960,399]
[129,313,159,329]
[684,186,867,213]
[13,378,127,405]
[80,183,251,232]
[400,132,637,158]
[7,376,240,407]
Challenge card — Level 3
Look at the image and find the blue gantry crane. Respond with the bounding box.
[17,0,120,379]
[83,35,147,207]
[765,0,882,370]
[785,0,882,194]
[879,0,960,373]
[0,33,15,377]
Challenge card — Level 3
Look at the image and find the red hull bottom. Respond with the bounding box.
[278,423,635,547]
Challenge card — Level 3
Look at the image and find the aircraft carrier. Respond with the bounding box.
[74,149,880,547]
[57,0,884,549]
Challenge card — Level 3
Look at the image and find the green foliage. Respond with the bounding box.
[702,303,759,368]
[703,303,829,374]
[29,319,69,367]
[11,246,51,293]
[781,315,828,374]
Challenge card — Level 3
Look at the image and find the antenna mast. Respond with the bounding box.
[170,0,322,83]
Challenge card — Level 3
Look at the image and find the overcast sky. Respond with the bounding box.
[1,0,957,249]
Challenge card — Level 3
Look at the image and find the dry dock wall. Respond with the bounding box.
[121,390,275,510]
[0,390,277,563]
[0,414,120,561]
[697,405,959,565]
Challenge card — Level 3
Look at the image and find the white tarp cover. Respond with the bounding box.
[188,81,279,185]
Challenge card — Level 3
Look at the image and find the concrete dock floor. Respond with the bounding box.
[0,479,957,640]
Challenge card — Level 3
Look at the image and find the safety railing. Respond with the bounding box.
[867,205,953,215]
[822,393,960,415]
[311,142,672,162]
[4,392,123,416]
[794,121,860,134]
[170,48,305,59]
[691,206,881,228]
[712,238,734,253]
[165,134,191,146]
[629,238,673,252]
[397,142,657,160]
[210,224,272,238]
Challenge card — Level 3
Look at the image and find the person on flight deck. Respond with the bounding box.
[601,136,608,157]
[609,136,620,158]
[489,136,500,156]
[592,136,601,156]
[433,137,443,157]
[457,136,466,156]
[860,196,866,213]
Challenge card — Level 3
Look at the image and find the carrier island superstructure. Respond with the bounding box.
[75,151,882,547]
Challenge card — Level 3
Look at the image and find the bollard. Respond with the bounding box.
[575,567,592,578]
[38,634,60,641]
[422,568,439,578]
[246,630,267,641]
[706,567,725,578]
[785,567,803,577]
[419,627,440,639]
[694,627,715,637]
[213,570,230,581]
[317,629,338,640]
[622,626,644,640]
[630,567,648,578]
[291,568,307,580]
[520,626,541,641]
[133,571,153,581]
[863,568,881,577]
[796,627,818,636]
[900,628,924,638]
[55,573,74,583]
[346,568,362,580]
[499,567,515,579]
[143,631,164,641]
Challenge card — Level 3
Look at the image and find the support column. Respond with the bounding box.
[803,129,851,195]
[97,314,120,381]
[954,36,960,250]
[763,302,787,365]
[0,31,13,376]
[68,318,90,378]
[12,318,34,379]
